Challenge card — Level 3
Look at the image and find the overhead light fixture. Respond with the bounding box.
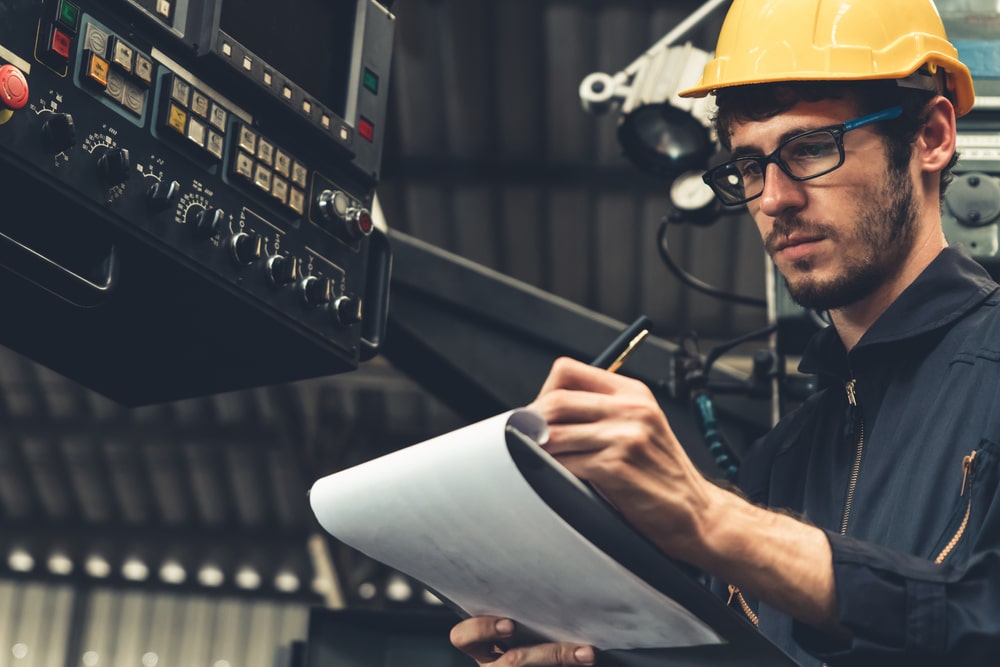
[235,566,261,590]
[197,563,225,587]
[47,552,74,576]
[8,547,35,573]
[122,557,150,582]
[159,559,187,585]
[579,0,729,178]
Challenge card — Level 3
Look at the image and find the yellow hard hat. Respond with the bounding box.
[678,0,976,117]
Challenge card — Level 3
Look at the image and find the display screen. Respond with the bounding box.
[220,0,356,117]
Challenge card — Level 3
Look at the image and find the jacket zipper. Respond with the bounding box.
[934,450,978,564]
[727,378,865,631]
[821,379,864,667]
[840,378,864,536]
[727,584,759,626]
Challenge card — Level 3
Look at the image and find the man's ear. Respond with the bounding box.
[916,96,957,174]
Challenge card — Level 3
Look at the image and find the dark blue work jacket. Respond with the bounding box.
[734,247,1000,666]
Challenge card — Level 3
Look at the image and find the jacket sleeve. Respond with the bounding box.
[792,529,1000,665]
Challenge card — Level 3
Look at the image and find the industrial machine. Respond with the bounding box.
[0,0,394,404]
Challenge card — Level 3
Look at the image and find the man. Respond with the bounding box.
[451,0,1000,665]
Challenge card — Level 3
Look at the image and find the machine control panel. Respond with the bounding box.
[0,0,395,404]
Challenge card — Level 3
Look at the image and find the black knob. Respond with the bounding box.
[189,206,224,240]
[267,255,299,286]
[230,232,262,266]
[300,275,331,307]
[97,147,131,186]
[41,112,75,153]
[147,180,180,212]
[333,295,362,326]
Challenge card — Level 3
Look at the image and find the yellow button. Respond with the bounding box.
[167,102,187,135]
[86,52,110,88]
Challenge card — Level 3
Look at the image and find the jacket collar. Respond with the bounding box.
[798,247,998,378]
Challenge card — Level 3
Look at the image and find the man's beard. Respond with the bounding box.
[765,165,919,311]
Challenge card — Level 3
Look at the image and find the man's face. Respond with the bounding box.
[729,99,919,311]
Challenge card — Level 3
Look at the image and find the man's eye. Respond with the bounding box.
[787,139,836,160]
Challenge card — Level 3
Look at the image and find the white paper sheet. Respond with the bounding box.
[309,408,722,650]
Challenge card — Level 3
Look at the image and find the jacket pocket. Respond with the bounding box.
[930,439,1000,564]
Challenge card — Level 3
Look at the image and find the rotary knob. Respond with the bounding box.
[266,254,299,286]
[300,275,331,307]
[41,113,76,153]
[188,206,224,240]
[147,180,180,212]
[230,232,263,266]
[333,295,362,326]
[97,147,131,186]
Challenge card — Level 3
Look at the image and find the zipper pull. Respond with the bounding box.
[960,450,978,497]
[844,378,859,439]
[727,584,737,605]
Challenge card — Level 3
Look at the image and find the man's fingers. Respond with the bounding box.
[500,643,597,666]
[450,617,597,666]
[536,357,631,398]
[450,616,515,662]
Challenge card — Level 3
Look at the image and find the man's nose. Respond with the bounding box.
[757,162,806,218]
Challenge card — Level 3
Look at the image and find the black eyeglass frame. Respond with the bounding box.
[702,105,904,207]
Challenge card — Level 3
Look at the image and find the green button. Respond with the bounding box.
[58,0,80,31]
[363,68,379,94]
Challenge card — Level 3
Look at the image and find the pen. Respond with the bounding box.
[590,315,652,372]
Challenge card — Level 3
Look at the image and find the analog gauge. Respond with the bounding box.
[670,169,717,212]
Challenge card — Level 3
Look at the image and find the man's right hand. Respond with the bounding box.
[450,616,597,666]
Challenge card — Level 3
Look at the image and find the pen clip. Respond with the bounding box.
[606,329,649,373]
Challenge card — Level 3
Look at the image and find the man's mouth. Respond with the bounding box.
[771,234,827,260]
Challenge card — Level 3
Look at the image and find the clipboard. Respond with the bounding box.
[504,425,799,666]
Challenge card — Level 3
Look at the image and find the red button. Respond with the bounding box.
[50,26,72,60]
[358,116,374,142]
[0,64,29,110]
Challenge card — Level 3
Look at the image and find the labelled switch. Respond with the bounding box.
[266,254,298,287]
[300,275,331,307]
[229,231,262,265]
[97,147,131,186]
[41,112,76,153]
[188,206,224,240]
[333,295,362,326]
[147,179,180,211]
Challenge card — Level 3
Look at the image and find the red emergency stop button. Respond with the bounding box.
[0,65,29,110]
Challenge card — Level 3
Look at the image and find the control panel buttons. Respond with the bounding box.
[317,188,350,221]
[146,179,180,211]
[0,65,29,111]
[40,113,76,153]
[159,73,229,163]
[56,0,81,33]
[97,147,131,186]
[316,189,374,240]
[229,231,262,266]
[345,207,375,238]
[229,122,307,218]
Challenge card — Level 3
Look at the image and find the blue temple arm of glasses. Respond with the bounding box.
[843,105,904,132]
